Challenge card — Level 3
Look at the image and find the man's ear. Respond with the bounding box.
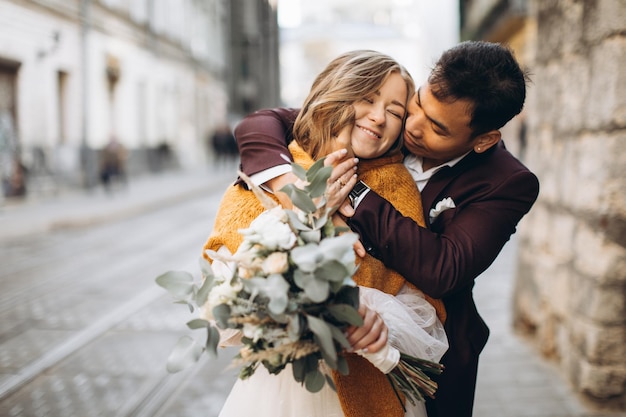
[473,130,501,153]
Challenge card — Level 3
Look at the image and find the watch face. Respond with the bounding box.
[351,181,368,196]
[349,181,369,207]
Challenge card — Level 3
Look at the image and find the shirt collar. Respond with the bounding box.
[404,152,470,191]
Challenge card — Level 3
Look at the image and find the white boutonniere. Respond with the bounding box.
[429,197,456,223]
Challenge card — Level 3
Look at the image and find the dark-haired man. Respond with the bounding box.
[234,41,540,417]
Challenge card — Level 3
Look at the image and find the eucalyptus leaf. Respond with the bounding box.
[166,335,203,373]
[290,162,307,181]
[313,213,330,230]
[291,243,322,272]
[327,321,351,349]
[307,315,337,363]
[299,229,321,244]
[327,304,363,327]
[304,368,326,393]
[186,318,209,330]
[198,256,214,279]
[286,314,302,339]
[305,157,327,182]
[173,300,195,313]
[294,269,330,302]
[336,355,349,375]
[289,187,317,213]
[156,271,196,300]
[212,303,231,329]
[206,325,220,358]
[291,356,306,383]
[195,275,214,306]
[315,260,349,283]
[335,285,360,308]
[284,210,312,231]
[306,165,332,198]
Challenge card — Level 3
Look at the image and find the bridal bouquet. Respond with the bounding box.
[156,158,443,404]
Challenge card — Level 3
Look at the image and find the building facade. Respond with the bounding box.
[0,0,281,197]
[278,0,459,108]
[461,0,626,410]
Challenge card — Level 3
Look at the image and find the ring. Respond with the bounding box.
[338,180,345,187]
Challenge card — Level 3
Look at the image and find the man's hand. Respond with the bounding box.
[346,303,388,353]
[332,214,366,258]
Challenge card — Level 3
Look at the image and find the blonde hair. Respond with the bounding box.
[293,50,415,160]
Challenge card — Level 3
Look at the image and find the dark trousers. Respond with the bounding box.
[425,347,480,417]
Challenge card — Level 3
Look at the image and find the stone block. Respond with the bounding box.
[583,0,626,44]
[574,222,626,285]
[560,133,625,213]
[535,0,585,62]
[570,273,626,324]
[585,38,626,129]
[547,265,571,317]
[569,320,626,365]
[531,63,563,126]
[556,54,590,133]
[579,360,626,399]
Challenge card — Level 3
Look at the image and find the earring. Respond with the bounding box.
[477,147,481,152]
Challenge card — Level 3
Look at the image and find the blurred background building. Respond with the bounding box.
[277,0,459,107]
[0,0,280,196]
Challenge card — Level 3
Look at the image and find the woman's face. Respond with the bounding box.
[350,72,408,159]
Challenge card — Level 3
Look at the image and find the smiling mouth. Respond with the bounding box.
[357,125,381,139]
[404,133,423,148]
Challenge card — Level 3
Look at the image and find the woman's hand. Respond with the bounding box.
[345,304,388,354]
[324,149,358,212]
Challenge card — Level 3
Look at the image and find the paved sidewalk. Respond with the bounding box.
[473,239,625,417]
[0,167,235,243]
[1,167,624,417]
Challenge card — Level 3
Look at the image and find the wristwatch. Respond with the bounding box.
[348,180,370,207]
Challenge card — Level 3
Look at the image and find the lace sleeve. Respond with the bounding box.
[358,285,448,367]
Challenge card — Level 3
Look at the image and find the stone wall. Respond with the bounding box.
[514,0,626,409]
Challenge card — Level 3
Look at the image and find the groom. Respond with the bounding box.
[233,41,540,417]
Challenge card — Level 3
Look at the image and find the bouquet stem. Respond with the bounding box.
[387,353,444,408]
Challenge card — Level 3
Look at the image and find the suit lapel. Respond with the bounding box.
[421,150,485,226]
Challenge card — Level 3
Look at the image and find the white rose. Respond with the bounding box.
[241,209,296,251]
[242,322,264,342]
[204,279,242,318]
[238,266,254,279]
[262,252,289,274]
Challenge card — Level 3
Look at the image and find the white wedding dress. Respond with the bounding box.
[217,284,448,417]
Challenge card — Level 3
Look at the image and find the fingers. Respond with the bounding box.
[346,305,387,353]
[328,156,359,183]
[325,172,357,211]
[324,148,349,167]
[353,239,366,258]
[338,200,355,218]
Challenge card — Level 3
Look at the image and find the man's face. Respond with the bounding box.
[403,83,477,170]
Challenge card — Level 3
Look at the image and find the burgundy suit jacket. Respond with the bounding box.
[234,107,540,417]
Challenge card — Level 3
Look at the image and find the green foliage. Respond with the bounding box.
[155,158,364,394]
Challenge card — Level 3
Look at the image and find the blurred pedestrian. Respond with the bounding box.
[99,135,127,192]
[209,123,238,167]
